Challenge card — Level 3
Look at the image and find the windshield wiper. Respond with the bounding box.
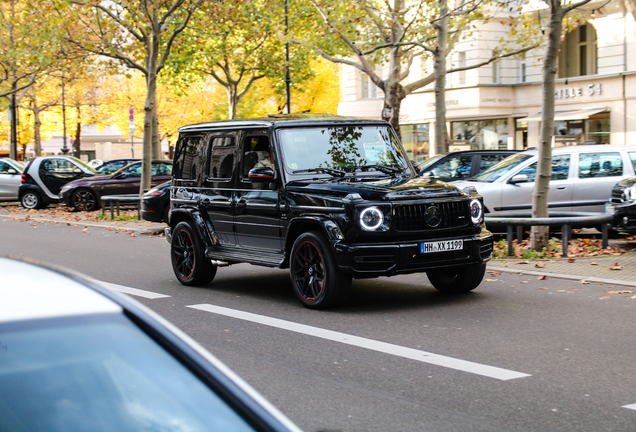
[350,164,401,174]
[292,167,347,177]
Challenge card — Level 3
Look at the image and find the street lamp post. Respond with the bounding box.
[60,72,69,154]
[285,0,291,114]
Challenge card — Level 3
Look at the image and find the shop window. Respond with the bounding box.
[399,124,429,163]
[451,119,508,150]
[579,152,623,178]
[558,24,597,78]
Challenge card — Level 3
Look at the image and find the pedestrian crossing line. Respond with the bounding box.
[187,303,531,381]
[99,280,170,299]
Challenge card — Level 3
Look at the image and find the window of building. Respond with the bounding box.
[399,123,430,163]
[492,53,500,84]
[554,115,609,146]
[558,24,597,78]
[519,62,526,83]
[361,73,377,99]
[451,119,508,150]
[458,52,466,85]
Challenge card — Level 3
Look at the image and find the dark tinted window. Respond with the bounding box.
[209,137,235,179]
[174,136,205,180]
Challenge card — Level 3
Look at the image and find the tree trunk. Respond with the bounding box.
[32,99,42,157]
[529,1,565,251]
[228,84,238,120]
[434,0,449,155]
[152,107,161,159]
[73,120,81,158]
[381,46,405,140]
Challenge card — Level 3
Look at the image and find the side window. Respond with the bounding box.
[0,161,9,174]
[242,136,271,178]
[517,155,570,182]
[432,155,473,179]
[629,152,636,171]
[173,136,205,180]
[480,154,506,172]
[579,152,623,178]
[208,137,235,179]
[41,159,79,174]
[122,163,142,177]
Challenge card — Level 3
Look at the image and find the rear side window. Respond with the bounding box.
[578,152,623,178]
[208,137,235,179]
[174,136,205,180]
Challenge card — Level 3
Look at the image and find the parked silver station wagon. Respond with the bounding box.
[452,145,636,214]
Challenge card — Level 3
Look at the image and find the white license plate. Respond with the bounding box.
[421,240,464,254]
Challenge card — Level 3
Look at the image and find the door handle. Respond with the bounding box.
[556,186,567,190]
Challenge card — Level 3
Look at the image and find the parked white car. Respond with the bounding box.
[0,158,25,201]
[452,145,636,214]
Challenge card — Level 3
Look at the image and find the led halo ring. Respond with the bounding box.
[469,198,483,224]
[359,206,384,231]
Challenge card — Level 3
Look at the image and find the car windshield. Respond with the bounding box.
[470,153,534,182]
[417,154,446,171]
[278,125,411,176]
[0,314,256,432]
[70,157,98,174]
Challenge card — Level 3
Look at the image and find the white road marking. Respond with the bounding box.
[188,303,531,381]
[623,404,636,411]
[98,281,170,299]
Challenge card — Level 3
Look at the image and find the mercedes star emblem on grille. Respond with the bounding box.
[424,206,442,227]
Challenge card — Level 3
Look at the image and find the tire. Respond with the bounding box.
[72,188,99,211]
[171,221,217,286]
[427,263,487,294]
[21,191,43,209]
[290,231,351,309]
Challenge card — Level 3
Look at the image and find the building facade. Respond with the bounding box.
[337,1,636,164]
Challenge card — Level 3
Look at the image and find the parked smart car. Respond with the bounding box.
[95,158,140,175]
[0,158,25,201]
[59,160,173,211]
[166,114,493,309]
[0,256,301,432]
[608,175,636,234]
[452,145,636,214]
[19,156,97,209]
[417,149,519,182]
[141,180,171,223]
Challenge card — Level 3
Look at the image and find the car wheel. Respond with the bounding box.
[290,231,351,309]
[72,189,99,212]
[21,191,43,209]
[171,221,217,286]
[427,263,486,293]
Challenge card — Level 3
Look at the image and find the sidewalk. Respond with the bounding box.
[2,203,635,287]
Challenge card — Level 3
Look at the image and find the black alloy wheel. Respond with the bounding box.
[21,191,43,209]
[290,231,351,309]
[171,221,216,286]
[72,189,99,212]
[426,262,487,293]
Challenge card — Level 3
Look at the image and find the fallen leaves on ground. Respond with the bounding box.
[494,237,629,259]
[608,290,633,294]
[609,263,624,270]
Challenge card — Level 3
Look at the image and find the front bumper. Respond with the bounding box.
[334,228,493,278]
[610,201,636,233]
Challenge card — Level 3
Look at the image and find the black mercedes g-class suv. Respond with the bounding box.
[166,114,493,309]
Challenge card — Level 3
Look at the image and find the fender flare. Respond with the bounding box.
[169,207,215,249]
[283,215,344,267]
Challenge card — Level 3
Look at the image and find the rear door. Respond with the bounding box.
[572,151,630,212]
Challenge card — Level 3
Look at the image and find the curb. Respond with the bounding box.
[487,264,636,288]
[0,213,165,235]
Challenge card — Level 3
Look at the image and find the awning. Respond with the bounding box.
[518,108,608,122]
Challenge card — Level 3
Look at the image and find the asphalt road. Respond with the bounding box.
[2,217,636,432]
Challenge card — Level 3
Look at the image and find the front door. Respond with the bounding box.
[38,158,88,198]
[234,133,283,252]
[0,160,20,199]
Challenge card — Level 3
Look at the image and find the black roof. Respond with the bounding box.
[178,114,389,133]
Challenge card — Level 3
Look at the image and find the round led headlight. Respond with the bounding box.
[469,198,483,224]
[360,207,384,231]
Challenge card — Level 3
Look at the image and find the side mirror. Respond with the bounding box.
[421,171,435,178]
[509,174,529,184]
[7,168,17,175]
[248,166,275,182]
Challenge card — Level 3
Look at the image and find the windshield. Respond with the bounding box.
[417,154,446,171]
[471,153,533,182]
[278,125,411,176]
[70,156,98,174]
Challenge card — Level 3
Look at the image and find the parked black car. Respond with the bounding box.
[59,160,173,211]
[608,176,636,234]
[19,156,97,209]
[141,180,171,223]
[417,149,520,182]
[95,158,141,175]
[166,114,493,309]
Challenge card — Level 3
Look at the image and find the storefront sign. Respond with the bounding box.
[555,83,602,99]
[481,98,511,103]
[426,100,459,107]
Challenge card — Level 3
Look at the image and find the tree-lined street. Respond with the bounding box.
[2,215,636,431]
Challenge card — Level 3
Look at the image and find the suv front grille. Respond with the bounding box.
[393,201,469,231]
